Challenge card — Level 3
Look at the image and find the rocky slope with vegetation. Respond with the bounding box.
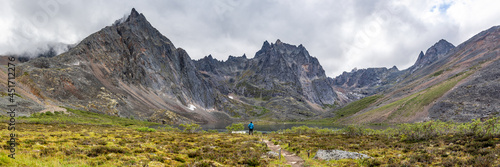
[334,26,500,124]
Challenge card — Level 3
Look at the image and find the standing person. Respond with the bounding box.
[248,122,254,135]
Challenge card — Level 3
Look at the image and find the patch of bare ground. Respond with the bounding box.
[264,139,304,167]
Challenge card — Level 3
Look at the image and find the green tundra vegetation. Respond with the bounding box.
[271,119,500,166]
[0,108,271,166]
[1,107,500,166]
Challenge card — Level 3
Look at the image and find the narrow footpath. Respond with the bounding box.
[264,140,304,167]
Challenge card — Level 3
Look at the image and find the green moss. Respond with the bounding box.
[431,70,444,77]
[0,152,12,166]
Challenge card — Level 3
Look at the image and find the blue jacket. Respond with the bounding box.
[248,123,254,130]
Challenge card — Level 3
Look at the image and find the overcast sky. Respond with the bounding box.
[1,0,500,77]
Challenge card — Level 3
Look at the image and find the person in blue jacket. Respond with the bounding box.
[248,122,254,135]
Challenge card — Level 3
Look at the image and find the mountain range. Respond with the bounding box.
[1,8,499,124]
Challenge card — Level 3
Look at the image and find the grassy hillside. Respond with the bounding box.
[349,69,474,123]
[2,107,159,127]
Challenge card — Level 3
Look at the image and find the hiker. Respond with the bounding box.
[248,121,254,135]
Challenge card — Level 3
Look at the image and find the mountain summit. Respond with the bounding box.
[413,39,455,69]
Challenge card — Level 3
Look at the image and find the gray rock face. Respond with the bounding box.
[195,54,249,95]
[428,26,500,122]
[194,40,339,120]
[429,58,500,122]
[16,8,227,123]
[313,149,370,160]
[249,40,337,105]
[332,66,401,95]
[412,39,455,70]
[195,39,338,106]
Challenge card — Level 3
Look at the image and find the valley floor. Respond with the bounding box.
[1,110,500,166]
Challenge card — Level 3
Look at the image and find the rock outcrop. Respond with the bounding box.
[313,149,371,160]
[332,66,401,96]
[412,39,455,71]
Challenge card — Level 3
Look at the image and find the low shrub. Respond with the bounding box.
[226,123,244,133]
[136,127,156,132]
[180,123,201,133]
[87,146,127,157]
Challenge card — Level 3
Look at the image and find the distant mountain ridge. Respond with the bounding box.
[335,25,500,123]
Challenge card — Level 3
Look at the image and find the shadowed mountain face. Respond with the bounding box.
[196,40,337,105]
[12,8,227,124]
[194,40,340,120]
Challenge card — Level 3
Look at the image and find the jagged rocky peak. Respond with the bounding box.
[227,54,248,62]
[255,39,313,63]
[113,8,145,26]
[389,65,399,72]
[275,39,283,45]
[126,8,145,23]
[417,51,425,60]
[254,39,326,78]
[414,39,455,68]
[257,39,306,56]
[425,39,455,56]
[201,54,217,61]
[332,66,401,93]
[262,40,271,47]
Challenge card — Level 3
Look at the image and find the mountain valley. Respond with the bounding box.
[1,8,499,125]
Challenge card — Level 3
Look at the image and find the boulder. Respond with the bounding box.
[313,149,370,160]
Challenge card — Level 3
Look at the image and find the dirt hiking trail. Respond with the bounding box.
[264,139,304,167]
